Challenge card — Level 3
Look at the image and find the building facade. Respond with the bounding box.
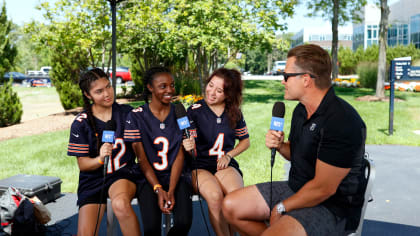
[291,26,353,50]
[353,0,420,50]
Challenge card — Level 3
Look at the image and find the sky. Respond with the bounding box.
[3,0,400,33]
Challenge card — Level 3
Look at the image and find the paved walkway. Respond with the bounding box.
[42,144,420,235]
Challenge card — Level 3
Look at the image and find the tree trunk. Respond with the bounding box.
[331,0,339,80]
[376,0,389,99]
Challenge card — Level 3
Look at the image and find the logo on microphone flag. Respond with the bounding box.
[177,117,190,130]
[270,117,284,131]
[102,131,115,143]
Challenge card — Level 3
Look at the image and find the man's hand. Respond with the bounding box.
[269,207,283,225]
[265,130,285,151]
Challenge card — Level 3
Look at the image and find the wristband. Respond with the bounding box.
[153,184,162,193]
[226,154,233,160]
[98,158,104,165]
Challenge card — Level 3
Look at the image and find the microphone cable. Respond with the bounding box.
[93,157,108,236]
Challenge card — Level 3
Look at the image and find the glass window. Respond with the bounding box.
[368,30,372,39]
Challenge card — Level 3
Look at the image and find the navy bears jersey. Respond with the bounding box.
[187,99,249,162]
[68,103,139,205]
[124,103,183,185]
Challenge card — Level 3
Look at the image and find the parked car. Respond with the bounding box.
[108,67,132,84]
[3,72,28,83]
[272,60,286,75]
[28,78,52,87]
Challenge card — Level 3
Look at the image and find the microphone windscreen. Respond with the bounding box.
[272,102,285,118]
[175,103,188,119]
[105,120,117,131]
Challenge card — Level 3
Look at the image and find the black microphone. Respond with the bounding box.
[270,102,285,167]
[174,103,196,158]
[101,120,116,175]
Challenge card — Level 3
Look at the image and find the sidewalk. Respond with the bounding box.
[44,144,420,235]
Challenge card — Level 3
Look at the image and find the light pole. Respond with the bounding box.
[107,0,125,98]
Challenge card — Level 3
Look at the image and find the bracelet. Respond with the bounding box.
[98,158,104,165]
[226,154,233,160]
[153,184,162,193]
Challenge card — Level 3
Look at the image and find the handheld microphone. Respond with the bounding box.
[270,102,285,167]
[102,120,116,175]
[174,103,196,158]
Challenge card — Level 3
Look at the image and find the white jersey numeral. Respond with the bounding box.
[153,137,169,170]
[209,133,225,160]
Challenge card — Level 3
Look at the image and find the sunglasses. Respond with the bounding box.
[280,72,316,82]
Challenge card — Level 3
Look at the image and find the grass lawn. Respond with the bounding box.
[1,81,419,192]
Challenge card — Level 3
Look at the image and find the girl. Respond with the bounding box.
[124,66,192,236]
[183,68,250,236]
[67,68,141,236]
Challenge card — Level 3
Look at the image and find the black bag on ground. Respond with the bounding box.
[11,199,46,236]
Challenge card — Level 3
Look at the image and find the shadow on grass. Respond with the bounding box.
[243,80,285,103]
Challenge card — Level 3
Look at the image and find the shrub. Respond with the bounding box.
[357,62,378,89]
[174,71,202,96]
[0,78,23,127]
[56,80,83,110]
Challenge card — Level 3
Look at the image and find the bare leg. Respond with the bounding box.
[262,215,307,236]
[222,185,270,236]
[215,167,244,236]
[108,179,141,236]
[77,203,106,236]
[193,169,230,236]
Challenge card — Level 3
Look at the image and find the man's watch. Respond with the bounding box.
[276,202,286,215]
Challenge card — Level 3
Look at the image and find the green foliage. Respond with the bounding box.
[0,79,23,127]
[338,46,358,75]
[0,1,18,79]
[174,71,202,96]
[357,62,378,89]
[56,80,83,110]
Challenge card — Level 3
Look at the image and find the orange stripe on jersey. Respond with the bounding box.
[125,130,140,132]
[124,136,141,139]
[68,149,89,154]
[68,146,89,151]
[69,143,89,147]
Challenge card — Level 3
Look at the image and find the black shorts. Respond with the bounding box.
[191,157,242,176]
[256,181,346,236]
[78,188,108,208]
[78,164,143,207]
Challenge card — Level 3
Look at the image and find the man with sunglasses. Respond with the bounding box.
[223,44,366,236]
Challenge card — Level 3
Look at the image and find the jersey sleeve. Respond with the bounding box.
[124,109,142,143]
[234,114,249,140]
[67,117,90,157]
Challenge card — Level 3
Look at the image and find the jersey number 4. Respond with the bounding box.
[153,137,169,170]
[209,133,225,160]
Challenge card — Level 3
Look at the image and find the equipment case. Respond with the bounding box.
[0,174,62,204]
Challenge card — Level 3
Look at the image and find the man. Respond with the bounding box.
[222,44,366,236]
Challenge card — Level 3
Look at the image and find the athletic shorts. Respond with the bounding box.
[191,157,242,176]
[256,181,346,236]
[78,164,143,207]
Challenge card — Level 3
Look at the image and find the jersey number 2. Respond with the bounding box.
[153,137,169,170]
[209,133,225,160]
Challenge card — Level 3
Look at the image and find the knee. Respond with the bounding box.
[205,190,224,209]
[111,196,132,217]
[222,194,236,222]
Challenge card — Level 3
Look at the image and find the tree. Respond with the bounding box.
[0,1,22,127]
[0,0,17,80]
[307,0,367,79]
[376,0,389,99]
[28,0,113,109]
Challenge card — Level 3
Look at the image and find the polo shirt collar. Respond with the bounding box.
[314,87,335,116]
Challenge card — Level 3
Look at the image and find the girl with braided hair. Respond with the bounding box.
[67,68,142,236]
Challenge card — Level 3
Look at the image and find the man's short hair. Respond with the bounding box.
[287,44,332,89]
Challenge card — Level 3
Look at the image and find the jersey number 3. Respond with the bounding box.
[153,137,169,170]
[209,133,225,160]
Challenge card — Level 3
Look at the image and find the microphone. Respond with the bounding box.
[101,120,116,175]
[270,102,285,167]
[174,103,196,158]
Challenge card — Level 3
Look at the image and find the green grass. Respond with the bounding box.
[1,81,420,192]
